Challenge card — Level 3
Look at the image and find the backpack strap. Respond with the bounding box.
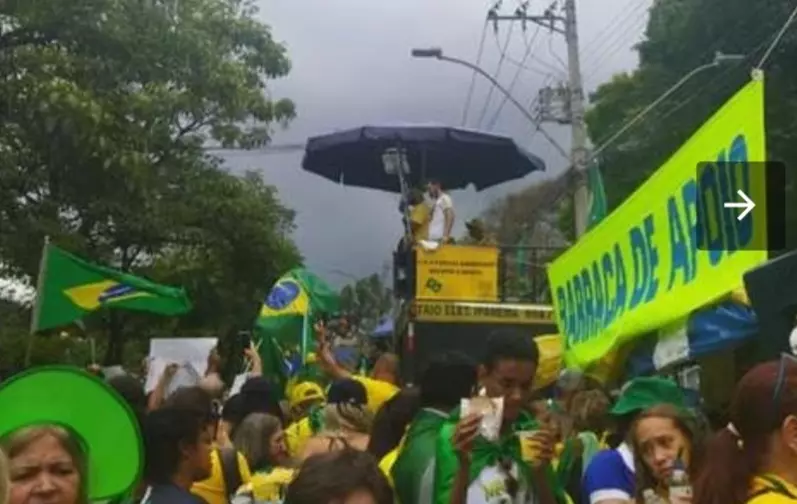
[218,447,243,502]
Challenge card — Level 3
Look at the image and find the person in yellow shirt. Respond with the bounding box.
[315,323,399,415]
[367,389,422,486]
[162,387,253,504]
[230,413,294,504]
[408,188,430,242]
[283,381,326,458]
[693,359,797,504]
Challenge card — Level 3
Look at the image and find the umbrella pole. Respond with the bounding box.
[396,146,413,239]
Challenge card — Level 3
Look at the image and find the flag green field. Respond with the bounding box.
[31,242,192,332]
[254,268,339,394]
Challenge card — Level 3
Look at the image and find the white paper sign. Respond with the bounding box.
[144,337,217,393]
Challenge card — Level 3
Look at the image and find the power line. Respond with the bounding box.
[580,0,645,60]
[756,0,797,69]
[504,29,567,78]
[652,36,774,125]
[583,4,649,79]
[581,0,648,64]
[461,20,490,127]
[485,25,542,130]
[536,31,778,226]
[475,21,515,129]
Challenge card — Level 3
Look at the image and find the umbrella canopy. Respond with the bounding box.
[302,124,546,192]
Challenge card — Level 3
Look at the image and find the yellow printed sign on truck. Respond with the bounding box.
[415,245,498,301]
[414,300,553,324]
[548,78,768,369]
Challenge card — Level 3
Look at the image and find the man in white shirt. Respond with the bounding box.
[426,179,454,243]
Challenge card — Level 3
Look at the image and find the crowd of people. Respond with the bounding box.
[1,325,797,504]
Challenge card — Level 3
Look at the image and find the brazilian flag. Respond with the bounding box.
[31,241,192,333]
[255,268,339,354]
[255,268,339,397]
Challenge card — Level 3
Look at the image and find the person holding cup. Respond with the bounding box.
[432,330,568,504]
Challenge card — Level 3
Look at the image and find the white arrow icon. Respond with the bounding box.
[723,189,756,221]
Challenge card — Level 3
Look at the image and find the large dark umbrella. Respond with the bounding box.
[301,124,546,192]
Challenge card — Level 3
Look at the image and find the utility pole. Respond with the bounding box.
[563,0,590,238]
[490,0,590,237]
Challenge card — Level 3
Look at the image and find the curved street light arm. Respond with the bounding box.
[592,61,719,157]
[435,54,570,161]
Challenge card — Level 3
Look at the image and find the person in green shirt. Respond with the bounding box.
[434,330,567,504]
[392,352,477,504]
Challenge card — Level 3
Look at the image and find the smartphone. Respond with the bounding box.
[238,330,251,349]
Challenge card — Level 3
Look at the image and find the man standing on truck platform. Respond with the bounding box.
[427,179,455,243]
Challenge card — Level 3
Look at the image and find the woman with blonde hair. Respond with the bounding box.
[2,425,87,504]
[232,413,294,504]
[300,379,374,461]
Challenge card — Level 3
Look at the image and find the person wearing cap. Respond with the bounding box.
[582,376,687,504]
[299,379,373,461]
[283,381,327,458]
[464,218,496,246]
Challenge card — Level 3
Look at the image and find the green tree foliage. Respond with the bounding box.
[476,179,569,302]
[585,0,797,236]
[0,0,301,365]
[339,274,393,333]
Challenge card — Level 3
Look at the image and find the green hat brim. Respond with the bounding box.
[609,377,687,417]
[0,366,142,500]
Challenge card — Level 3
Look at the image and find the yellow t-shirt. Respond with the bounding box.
[353,376,399,414]
[192,449,252,504]
[244,468,296,502]
[379,447,400,488]
[284,416,313,459]
[410,204,430,241]
[378,432,406,489]
[748,474,797,503]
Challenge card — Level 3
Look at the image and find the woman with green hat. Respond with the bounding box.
[0,367,143,504]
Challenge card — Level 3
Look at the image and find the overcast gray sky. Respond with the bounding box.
[216,0,653,286]
[0,0,653,298]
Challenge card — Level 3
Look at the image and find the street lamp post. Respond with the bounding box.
[592,51,745,157]
[411,48,569,160]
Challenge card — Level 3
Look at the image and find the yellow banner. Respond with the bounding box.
[534,334,564,390]
[414,300,554,324]
[548,78,768,369]
[415,245,498,301]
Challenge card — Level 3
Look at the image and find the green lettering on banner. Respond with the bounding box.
[548,78,768,369]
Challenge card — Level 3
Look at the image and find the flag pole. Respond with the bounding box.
[25,236,50,367]
[300,310,310,367]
